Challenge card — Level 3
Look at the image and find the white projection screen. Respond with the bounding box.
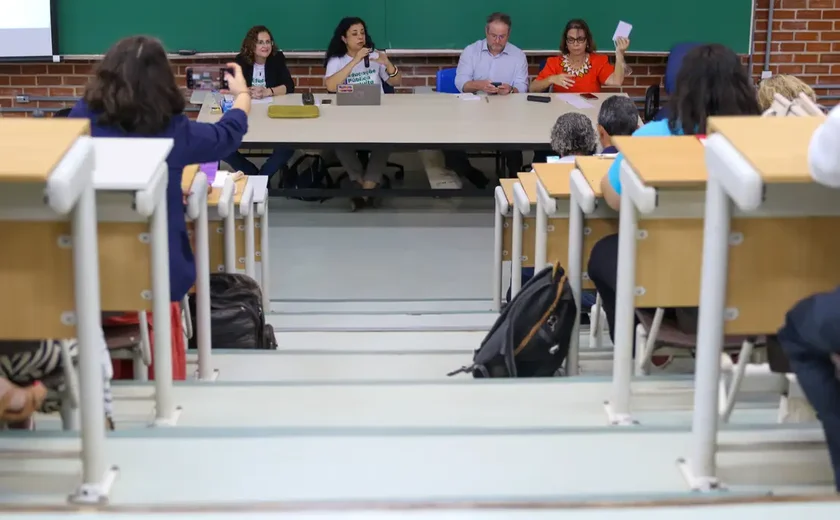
[0,0,58,60]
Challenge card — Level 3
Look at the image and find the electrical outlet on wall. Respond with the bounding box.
[761,71,773,79]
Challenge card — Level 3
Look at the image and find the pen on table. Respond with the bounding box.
[485,96,489,104]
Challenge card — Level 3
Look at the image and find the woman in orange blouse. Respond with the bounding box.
[530,19,629,94]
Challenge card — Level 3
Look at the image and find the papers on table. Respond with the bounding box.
[556,94,594,110]
[613,21,632,42]
[457,93,481,101]
[252,97,273,104]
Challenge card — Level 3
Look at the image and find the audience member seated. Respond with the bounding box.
[586,43,760,341]
[223,25,296,180]
[448,12,529,188]
[596,96,641,154]
[69,35,252,304]
[757,74,817,112]
[547,112,598,162]
[324,16,400,209]
[533,95,640,164]
[778,104,840,492]
[530,19,629,94]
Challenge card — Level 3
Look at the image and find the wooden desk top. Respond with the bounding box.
[197,93,628,147]
[612,136,707,188]
[516,172,538,204]
[499,178,517,205]
[0,119,89,183]
[532,163,576,197]
[574,156,613,197]
[181,165,198,192]
[708,116,823,184]
[207,176,248,206]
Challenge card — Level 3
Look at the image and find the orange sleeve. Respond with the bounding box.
[535,57,561,81]
[593,54,615,85]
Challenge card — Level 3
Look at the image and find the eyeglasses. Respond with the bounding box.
[257,39,272,46]
[488,33,508,41]
[566,37,587,45]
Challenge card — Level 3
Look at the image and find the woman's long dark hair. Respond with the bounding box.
[324,17,375,67]
[84,35,185,135]
[667,44,760,135]
[239,25,278,64]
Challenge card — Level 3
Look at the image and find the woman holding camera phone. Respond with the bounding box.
[223,25,297,179]
[69,35,252,304]
[324,16,401,209]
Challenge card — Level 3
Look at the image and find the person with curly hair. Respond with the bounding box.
[548,112,598,162]
[223,25,297,179]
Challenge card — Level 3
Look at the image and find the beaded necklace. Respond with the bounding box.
[561,54,591,77]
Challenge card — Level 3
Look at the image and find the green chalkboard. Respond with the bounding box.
[57,0,753,55]
[57,0,386,54]
[383,1,754,53]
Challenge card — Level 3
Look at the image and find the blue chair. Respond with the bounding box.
[436,68,459,93]
[644,42,702,122]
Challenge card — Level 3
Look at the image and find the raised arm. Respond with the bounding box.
[603,38,629,87]
[809,105,840,187]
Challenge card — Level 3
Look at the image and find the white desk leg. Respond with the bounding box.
[492,198,503,311]
[70,183,117,504]
[566,191,584,377]
[150,193,177,426]
[511,206,523,298]
[195,195,213,381]
[605,196,639,425]
[224,200,236,273]
[259,200,270,312]
[534,198,548,272]
[245,207,256,279]
[678,177,731,491]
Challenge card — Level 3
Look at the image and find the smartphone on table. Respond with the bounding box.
[579,93,598,100]
[185,66,234,90]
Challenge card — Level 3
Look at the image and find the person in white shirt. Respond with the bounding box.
[809,104,840,187]
[324,16,402,210]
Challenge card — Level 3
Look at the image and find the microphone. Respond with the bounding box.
[364,49,370,68]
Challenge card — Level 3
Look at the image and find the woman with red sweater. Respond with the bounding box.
[530,19,629,94]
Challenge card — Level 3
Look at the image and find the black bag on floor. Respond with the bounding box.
[282,154,334,203]
[187,273,277,350]
[448,263,576,378]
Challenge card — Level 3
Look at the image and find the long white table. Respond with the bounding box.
[196,93,621,149]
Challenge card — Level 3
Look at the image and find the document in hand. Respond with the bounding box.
[613,21,632,42]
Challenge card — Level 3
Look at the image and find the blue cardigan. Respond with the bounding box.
[69,101,249,302]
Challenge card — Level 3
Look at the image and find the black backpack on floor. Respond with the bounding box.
[448,263,576,378]
[187,273,277,350]
[282,154,335,203]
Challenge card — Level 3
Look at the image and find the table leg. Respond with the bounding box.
[511,206,523,298]
[492,198,503,311]
[224,200,236,273]
[679,177,731,491]
[566,190,584,376]
[195,192,213,381]
[605,194,639,425]
[245,208,256,279]
[150,192,176,425]
[71,183,108,493]
[259,201,270,312]
[534,198,548,272]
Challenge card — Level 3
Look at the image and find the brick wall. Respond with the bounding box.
[1,0,838,116]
